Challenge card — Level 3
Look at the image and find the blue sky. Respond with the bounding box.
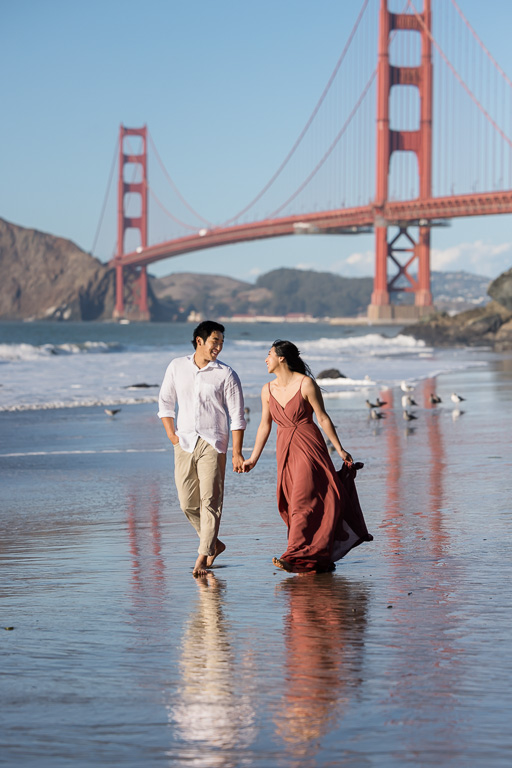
[2,0,512,284]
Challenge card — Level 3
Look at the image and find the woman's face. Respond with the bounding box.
[265,347,282,374]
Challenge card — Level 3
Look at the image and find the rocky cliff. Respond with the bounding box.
[0,218,170,321]
[0,218,115,320]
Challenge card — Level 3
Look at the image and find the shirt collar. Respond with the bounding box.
[187,354,221,371]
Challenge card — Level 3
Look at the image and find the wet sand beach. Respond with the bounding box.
[2,357,512,767]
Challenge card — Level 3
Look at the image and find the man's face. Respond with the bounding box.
[196,331,224,363]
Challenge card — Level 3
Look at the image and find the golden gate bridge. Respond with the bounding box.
[92,0,512,321]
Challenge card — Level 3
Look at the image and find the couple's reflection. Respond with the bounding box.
[170,571,369,763]
[169,572,254,765]
[274,574,370,755]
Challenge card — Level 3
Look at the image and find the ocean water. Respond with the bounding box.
[0,320,495,412]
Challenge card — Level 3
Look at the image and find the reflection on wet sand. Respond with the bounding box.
[274,574,370,760]
[169,573,255,767]
[126,484,166,599]
[378,376,466,755]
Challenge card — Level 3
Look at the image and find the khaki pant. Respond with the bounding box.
[173,438,227,556]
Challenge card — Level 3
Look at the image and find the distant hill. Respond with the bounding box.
[150,268,373,319]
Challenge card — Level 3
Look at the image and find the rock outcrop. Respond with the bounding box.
[487,265,512,312]
[403,267,512,350]
[0,218,114,320]
[0,218,174,321]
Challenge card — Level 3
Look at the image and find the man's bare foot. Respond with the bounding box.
[192,554,209,578]
[206,539,226,568]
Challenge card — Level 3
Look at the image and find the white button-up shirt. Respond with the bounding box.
[157,355,246,454]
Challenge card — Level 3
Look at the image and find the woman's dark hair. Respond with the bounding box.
[192,320,225,349]
[272,339,313,377]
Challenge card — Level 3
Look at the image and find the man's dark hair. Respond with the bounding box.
[192,320,225,349]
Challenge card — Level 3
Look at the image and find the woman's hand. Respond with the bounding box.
[341,449,353,464]
[242,458,257,473]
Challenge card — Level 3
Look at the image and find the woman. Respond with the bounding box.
[243,340,372,573]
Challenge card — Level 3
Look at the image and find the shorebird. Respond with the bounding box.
[365,399,378,409]
[400,380,415,393]
[429,393,442,404]
[376,397,388,407]
[370,409,385,420]
[401,394,417,409]
[402,410,418,421]
[451,392,466,403]
[104,408,121,417]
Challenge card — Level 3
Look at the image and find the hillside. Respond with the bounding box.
[0,218,168,321]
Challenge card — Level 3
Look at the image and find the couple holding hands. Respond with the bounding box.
[158,321,372,577]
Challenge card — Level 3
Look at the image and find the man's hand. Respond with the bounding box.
[232,452,245,473]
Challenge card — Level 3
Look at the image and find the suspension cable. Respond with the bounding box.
[147,131,213,227]
[450,0,512,88]
[219,0,371,226]
[409,0,512,148]
[147,186,203,231]
[266,70,376,219]
[91,137,118,256]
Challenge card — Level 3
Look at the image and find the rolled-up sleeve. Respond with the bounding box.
[225,370,246,432]
[157,362,177,419]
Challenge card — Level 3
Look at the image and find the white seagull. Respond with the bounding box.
[401,394,417,409]
[400,380,415,393]
[450,392,466,403]
[105,408,121,417]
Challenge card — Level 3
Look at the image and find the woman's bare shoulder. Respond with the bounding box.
[261,382,270,400]
[301,375,318,393]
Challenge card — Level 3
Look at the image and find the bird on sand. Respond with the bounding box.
[400,381,415,393]
[370,409,385,420]
[451,392,466,403]
[403,410,418,421]
[430,393,442,404]
[366,399,378,409]
[105,408,121,417]
[401,394,417,409]
[376,397,388,407]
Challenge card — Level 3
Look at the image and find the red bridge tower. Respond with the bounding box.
[369,0,434,321]
[113,125,150,321]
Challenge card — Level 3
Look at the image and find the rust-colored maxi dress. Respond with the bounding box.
[269,381,372,573]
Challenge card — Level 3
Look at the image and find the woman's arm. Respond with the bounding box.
[242,386,273,472]
[302,377,353,463]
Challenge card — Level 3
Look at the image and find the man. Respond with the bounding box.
[158,320,246,577]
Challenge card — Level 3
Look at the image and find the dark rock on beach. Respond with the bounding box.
[317,368,347,379]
